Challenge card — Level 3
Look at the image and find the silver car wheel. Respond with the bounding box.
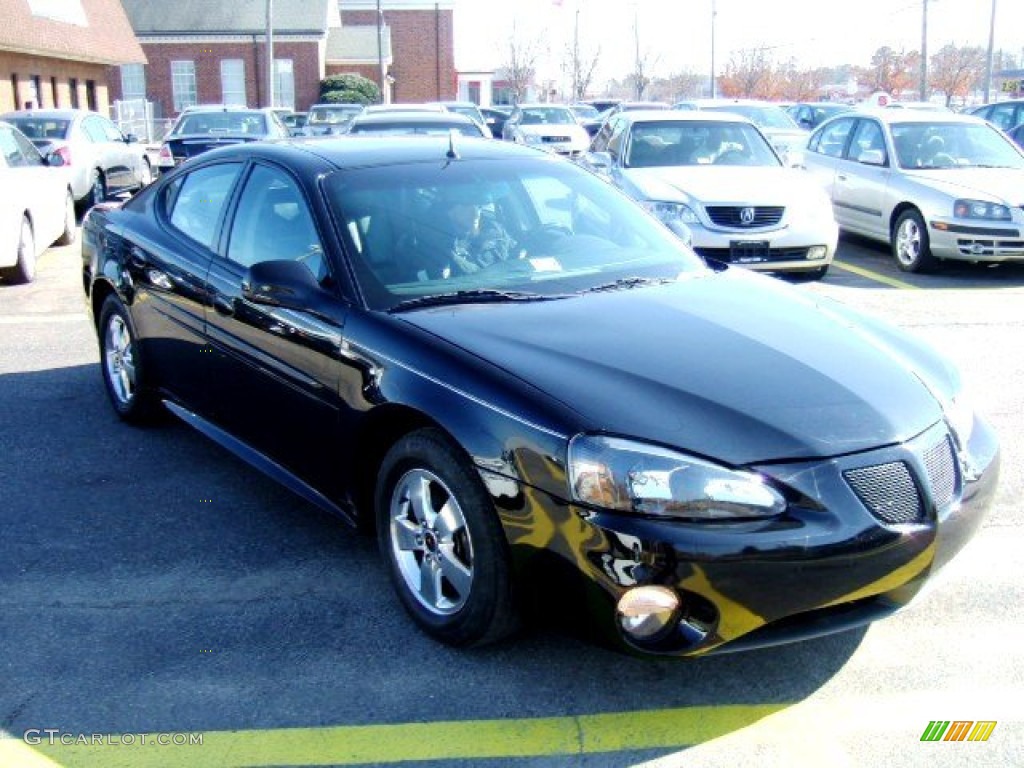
[388,468,474,616]
[895,217,921,268]
[104,314,136,406]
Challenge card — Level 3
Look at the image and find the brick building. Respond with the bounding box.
[333,1,455,104]
[0,0,144,114]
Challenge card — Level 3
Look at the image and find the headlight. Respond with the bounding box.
[568,435,786,520]
[953,199,1011,221]
[641,201,699,225]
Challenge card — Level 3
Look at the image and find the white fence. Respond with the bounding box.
[111,99,174,143]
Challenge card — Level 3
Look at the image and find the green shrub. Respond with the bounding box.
[319,73,379,105]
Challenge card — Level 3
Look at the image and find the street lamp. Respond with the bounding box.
[266,0,274,108]
[984,0,997,104]
[919,0,936,102]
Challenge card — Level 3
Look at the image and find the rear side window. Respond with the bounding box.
[164,162,243,249]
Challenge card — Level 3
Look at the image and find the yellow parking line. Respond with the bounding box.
[23,704,785,767]
[832,261,919,290]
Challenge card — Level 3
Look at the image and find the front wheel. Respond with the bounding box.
[376,428,519,647]
[87,170,106,209]
[98,295,160,422]
[892,209,938,273]
[56,190,77,245]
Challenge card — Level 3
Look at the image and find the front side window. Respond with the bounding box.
[226,165,328,283]
[82,116,108,143]
[164,162,243,249]
[220,60,246,106]
[809,117,854,158]
[171,61,197,112]
[325,155,705,311]
[849,120,886,164]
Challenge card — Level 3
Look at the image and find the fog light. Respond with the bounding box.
[617,586,680,640]
[807,246,827,260]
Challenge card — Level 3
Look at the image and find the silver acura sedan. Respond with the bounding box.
[801,109,1024,272]
[585,111,837,279]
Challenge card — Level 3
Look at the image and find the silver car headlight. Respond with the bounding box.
[953,199,1011,221]
[642,201,699,225]
[568,435,786,520]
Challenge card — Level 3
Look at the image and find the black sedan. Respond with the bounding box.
[81,136,999,656]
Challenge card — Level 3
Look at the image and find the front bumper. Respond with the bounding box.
[928,219,1024,262]
[689,218,838,274]
[497,417,998,657]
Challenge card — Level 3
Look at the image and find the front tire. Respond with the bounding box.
[87,170,106,209]
[376,428,519,647]
[892,209,938,273]
[98,295,160,422]
[1,216,36,284]
[56,190,77,246]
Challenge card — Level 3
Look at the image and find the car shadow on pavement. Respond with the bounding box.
[0,363,865,767]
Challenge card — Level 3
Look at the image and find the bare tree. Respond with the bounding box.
[561,9,602,100]
[777,59,829,101]
[859,46,917,97]
[930,44,986,106]
[501,25,544,105]
[651,71,706,103]
[718,48,774,98]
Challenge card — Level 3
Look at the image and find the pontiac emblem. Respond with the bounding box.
[739,207,756,225]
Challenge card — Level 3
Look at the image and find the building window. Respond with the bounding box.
[69,77,79,108]
[273,59,294,110]
[85,80,97,111]
[50,76,58,106]
[220,60,246,106]
[171,61,197,112]
[120,64,146,102]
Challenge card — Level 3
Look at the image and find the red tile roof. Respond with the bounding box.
[0,0,145,65]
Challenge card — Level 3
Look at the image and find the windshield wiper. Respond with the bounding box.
[575,276,676,295]
[389,289,567,312]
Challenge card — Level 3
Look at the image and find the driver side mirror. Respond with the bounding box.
[123,133,138,144]
[242,259,325,311]
[857,149,886,166]
[45,151,66,167]
[584,151,613,174]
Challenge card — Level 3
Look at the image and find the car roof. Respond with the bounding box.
[846,108,989,125]
[1,108,89,120]
[352,111,476,124]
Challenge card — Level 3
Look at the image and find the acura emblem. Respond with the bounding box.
[739,207,756,225]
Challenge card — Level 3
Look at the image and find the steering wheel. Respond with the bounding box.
[714,149,748,166]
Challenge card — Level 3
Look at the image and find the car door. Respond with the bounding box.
[803,116,856,227]
[83,115,131,193]
[124,160,245,410]
[203,161,348,493]
[832,117,892,240]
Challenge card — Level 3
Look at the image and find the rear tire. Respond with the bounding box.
[376,428,519,647]
[56,190,77,246]
[1,216,36,284]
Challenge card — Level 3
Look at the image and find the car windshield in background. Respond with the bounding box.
[309,106,362,124]
[5,117,70,141]
[324,156,704,311]
[347,120,484,137]
[569,104,601,120]
[519,107,575,125]
[702,104,799,130]
[889,121,1024,170]
[173,112,269,136]
[626,120,781,167]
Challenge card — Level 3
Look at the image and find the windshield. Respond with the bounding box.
[5,117,70,141]
[626,120,780,167]
[309,106,362,124]
[519,107,575,126]
[324,155,705,311]
[173,112,268,136]
[703,105,799,130]
[889,121,1024,170]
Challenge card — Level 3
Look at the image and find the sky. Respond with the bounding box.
[452,0,1024,89]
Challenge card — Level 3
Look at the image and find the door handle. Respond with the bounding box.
[837,174,847,181]
[212,295,235,317]
[129,246,146,268]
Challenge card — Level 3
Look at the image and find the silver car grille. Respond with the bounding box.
[705,206,784,228]
[843,434,959,526]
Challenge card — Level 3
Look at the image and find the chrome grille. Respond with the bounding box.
[705,206,784,228]
[844,461,923,524]
[923,436,957,509]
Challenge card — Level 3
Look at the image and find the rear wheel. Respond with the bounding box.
[98,295,160,422]
[892,209,938,273]
[56,190,77,245]
[1,216,36,284]
[376,428,519,647]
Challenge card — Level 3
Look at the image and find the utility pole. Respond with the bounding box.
[265,0,274,108]
[919,0,930,101]
[377,0,387,103]
[710,0,717,98]
[633,5,642,99]
[983,0,997,104]
[572,7,580,100]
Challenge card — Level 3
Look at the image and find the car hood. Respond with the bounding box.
[620,166,829,206]
[399,269,946,465]
[900,168,1024,206]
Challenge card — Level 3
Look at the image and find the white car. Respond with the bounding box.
[802,109,1024,272]
[585,111,837,279]
[502,104,591,159]
[0,121,76,284]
